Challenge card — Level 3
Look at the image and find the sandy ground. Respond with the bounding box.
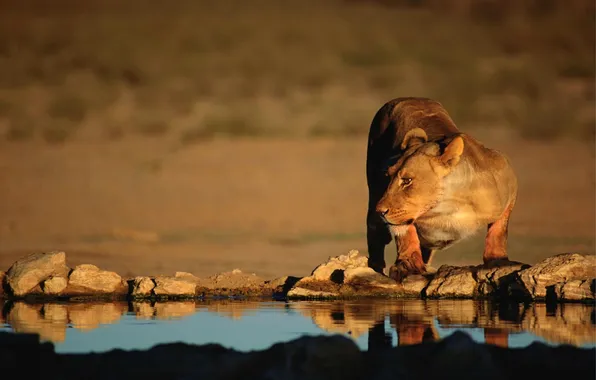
[0,131,594,280]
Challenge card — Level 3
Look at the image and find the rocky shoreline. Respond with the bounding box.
[1,250,594,303]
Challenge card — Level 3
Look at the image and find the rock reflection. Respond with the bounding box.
[1,299,594,348]
[292,300,595,349]
[68,303,128,331]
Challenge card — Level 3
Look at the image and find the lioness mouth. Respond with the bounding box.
[384,218,414,226]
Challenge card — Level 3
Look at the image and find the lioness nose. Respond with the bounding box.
[376,206,389,216]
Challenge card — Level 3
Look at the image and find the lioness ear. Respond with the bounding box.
[439,135,464,167]
[401,128,428,150]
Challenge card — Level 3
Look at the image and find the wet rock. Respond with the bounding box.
[153,275,197,296]
[287,276,342,298]
[310,250,368,281]
[6,251,70,296]
[131,276,155,296]
[68,264,125,294]
[516,253,596,300]
[425,265,476,298]
[400,274,431,296]
[555,279,595,301]
[42,276,68,295]
[475,260,530,296]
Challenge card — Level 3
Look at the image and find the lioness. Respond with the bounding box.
[366,97,518,281]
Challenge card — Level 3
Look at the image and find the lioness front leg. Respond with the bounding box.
[483,201,514,264]
[367,210,392,274]
[389,224,426,282]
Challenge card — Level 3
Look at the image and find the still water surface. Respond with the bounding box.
[1,299,594,353]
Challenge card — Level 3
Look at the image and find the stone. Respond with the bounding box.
[132,276,155,296]
[475,260,530,296]
[208,269,265,289]
[6,251,70,296]
[68,264,124,293]
[344,267,398,289]
[517,253,596,300]
[42,276,68,294]
[554,279,595,301]
[425,265,476,298]
[174,271,200,282]
[310,250,368,281]
[400,274,431,295]
[286,286,338,299]
[153,276,197,296]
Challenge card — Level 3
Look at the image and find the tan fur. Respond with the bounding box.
[366,97,518,281]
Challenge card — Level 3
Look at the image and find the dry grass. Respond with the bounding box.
[0,0,593,144]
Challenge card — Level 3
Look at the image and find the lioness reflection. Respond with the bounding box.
[293,300,595,348]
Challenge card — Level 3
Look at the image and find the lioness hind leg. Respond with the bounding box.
[367,210,392,274]
[389,224,426,282]
[483,201,514,264]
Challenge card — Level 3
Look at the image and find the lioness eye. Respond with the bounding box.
[402,178,412,186]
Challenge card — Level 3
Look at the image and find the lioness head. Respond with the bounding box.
[376,127,464,234]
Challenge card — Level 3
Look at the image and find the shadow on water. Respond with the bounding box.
[0,299,594,353]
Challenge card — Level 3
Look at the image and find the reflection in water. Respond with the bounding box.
[0,299,594,351]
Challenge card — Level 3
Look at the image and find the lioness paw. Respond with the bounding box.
[389,260,425,282]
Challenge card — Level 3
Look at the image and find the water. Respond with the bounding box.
[1,299,594,353]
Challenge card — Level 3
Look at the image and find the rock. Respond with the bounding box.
[475,260,530,296]
[42,276,68,294]
[310,250,368,281]
[68,264,124,293]
[153,276,197,296]
[517,253,596,300]
[425,265,476,298]
[287,277,342,298]
[208,269,265,289]
[5,251,70,296]
[344,267,399,289]
[132,276,155,296]
[174,271,200,282]
[400,274,431,295]
[554,279,595,301]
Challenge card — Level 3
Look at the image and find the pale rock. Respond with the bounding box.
[42,277,68,294]
[517,253,596,300]
[6,251,70,296]
[286,286,338,298]
[132,276,155,296]
[425,266,476,298]
[153,276,197,296]
[69,264,124,293]
[310,250,368,281]
[344,267,398,289]
[400,274,431,295]
[554,279,595,301]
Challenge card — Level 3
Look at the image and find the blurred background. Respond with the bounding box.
[0,0,594,279]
